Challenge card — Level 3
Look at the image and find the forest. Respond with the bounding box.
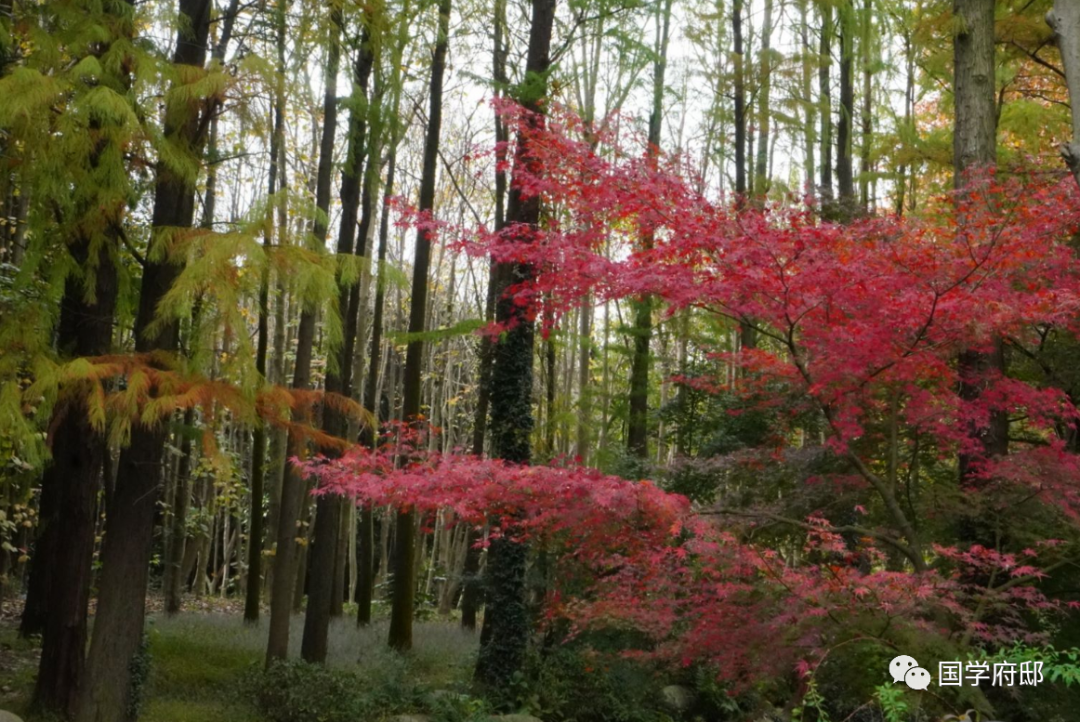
[3,0,1080,720]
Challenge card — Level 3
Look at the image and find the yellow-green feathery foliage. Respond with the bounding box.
[0,0,150,474]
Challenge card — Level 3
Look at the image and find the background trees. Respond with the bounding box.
[3,0,1080,721]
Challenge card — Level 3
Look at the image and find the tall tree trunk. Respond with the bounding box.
[819,2,833,202]
[388,0,450,652]
[244,23,288,622]
[626,0,672,461]
[733,0,747,199]
[475,0,556,694]
[33,188,121,719]
[359,137,397,625]
[76,1,214,719]
[801,0,816,193]
[859,0,873,211]
[953,0,1006,488]
[301,13,375,663]
[836,0,855,215]
[753,0,773,198]
[164,408,196,615]
[1048,3,1080,188]
[266,7,342,666]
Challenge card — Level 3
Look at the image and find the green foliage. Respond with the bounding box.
[514,644,673,722]
[874,683,909,722]
[128,633,153,721]
[254,657,428,722]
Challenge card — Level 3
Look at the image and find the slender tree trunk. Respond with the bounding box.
[859,0,873,211]
[733,0,747,199]
[819,2,833,202]
[164,409,196,615]
[472,0,509,458]
[753,0,773,198]
[301,12,375,663]
[244,31,288,622]
[388,0,450,652]
[798,0,816,193]
[266,8,341,666]
[359,139,397,626]
[837,0,855,215]
[627,0,671,461]
[475,0,556,694]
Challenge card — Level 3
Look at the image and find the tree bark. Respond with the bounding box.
[301,11,375,663]
[76,1,214,719]
[627,0,671,461]
[1048,2,1080,188]
[475,0,556,694]
[837,0,855,215]
[266,6,341,666]
[819,2,833,201]
[388,0,450,651]
[953,0,1006,487]
[34,219,119,718]
[733,0,747,198]
[753,0,773,199]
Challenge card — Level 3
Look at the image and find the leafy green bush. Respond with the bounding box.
[514,644,673,722]
[254,660,371,722]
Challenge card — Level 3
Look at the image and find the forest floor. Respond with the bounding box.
[0,598,482,722]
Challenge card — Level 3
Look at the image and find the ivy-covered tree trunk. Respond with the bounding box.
[267,5,341,666]
[388,0,449,651]
[474,0,556,694]
[302,14,375,663]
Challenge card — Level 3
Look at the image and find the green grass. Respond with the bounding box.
[0,611,482,722]
[141,615,265,721]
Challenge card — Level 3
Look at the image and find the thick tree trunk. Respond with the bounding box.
[475,0,556,694]
[1048,2,1080,188]
[34,237,118,717]
[76,2,213,719]
[389,0,450,651]
[953,0,1006,487]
